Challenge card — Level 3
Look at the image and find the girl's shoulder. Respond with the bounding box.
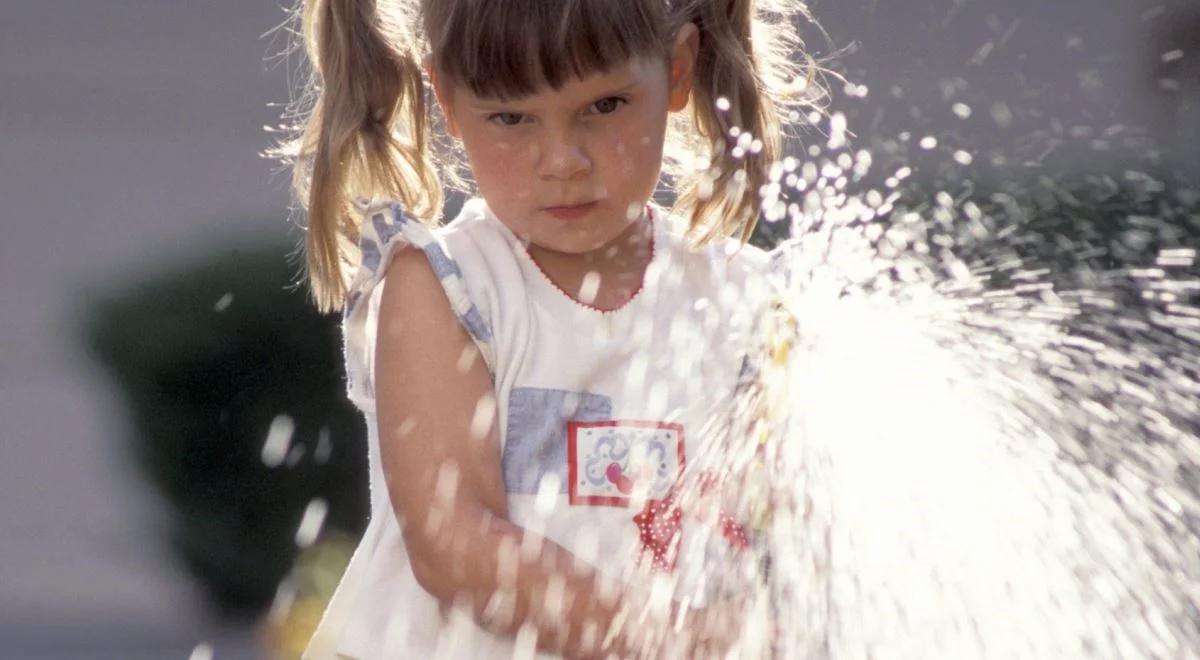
[356,195,497,248]
[342,198,498,411]
[431,197,528,271]
[350,196,509,288]
[653,205,770,283]
[440,196,508,242]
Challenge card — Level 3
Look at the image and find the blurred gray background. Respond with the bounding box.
[1,2,295,658]
[1,1,1195,658]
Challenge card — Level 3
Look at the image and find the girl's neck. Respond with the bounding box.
[525,210,655,312]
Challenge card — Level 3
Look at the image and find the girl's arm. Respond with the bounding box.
[375,246,683,658]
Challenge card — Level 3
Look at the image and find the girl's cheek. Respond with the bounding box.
[611,141,635,180]
[619,156,638,180]
[482,145,524,184]
[619,135,657,180]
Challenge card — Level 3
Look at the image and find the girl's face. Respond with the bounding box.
[430,25,698,255]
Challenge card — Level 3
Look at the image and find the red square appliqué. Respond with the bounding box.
[567,420,685,507]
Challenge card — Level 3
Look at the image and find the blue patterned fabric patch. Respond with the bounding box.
[421,242,458,280]
[372,208,406,245]
[360,235,381,274]
[503,388,613,494]
[460,305,493,344]
[351,201,494,348]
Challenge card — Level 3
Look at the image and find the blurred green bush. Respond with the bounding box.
[79,235,367,620]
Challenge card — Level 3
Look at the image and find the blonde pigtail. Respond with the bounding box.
[280,0,441,314]
[668,0,824,245]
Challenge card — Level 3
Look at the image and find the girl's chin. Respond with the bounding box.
[523,225,631,255]
[526,237,610,257]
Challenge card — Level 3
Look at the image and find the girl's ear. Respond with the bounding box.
[425,57,462,138]
[667,22,700,112]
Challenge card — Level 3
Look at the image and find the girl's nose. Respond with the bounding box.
[533,132,592,181]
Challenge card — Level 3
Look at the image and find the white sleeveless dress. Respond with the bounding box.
[304,197,768,659]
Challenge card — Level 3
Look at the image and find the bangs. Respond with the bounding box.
[429,0,667,100]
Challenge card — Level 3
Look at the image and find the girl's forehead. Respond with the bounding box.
[426,0,666,101]
[460,56,663,106]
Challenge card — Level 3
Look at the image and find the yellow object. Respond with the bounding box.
[262,533,358,659]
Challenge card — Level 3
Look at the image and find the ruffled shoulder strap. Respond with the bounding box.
[341,199,496,412]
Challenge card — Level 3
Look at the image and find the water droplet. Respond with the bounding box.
[990,102,1014,128]
[294,498,327,548]
[260,414,295,468]
[314,426,332,464]
[213,293,234,312]
[470,394,496,440]
[828,113,848,149]
[578,272,601,305]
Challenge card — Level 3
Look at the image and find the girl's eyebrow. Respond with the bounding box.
[468,80,640,110]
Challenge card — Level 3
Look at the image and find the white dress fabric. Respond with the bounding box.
[305,197,768,659]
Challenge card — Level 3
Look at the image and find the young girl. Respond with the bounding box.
[276,0,816,657]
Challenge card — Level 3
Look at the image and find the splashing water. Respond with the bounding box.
[680,123,1200,658]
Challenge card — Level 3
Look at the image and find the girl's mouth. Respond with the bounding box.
[544,201,598,220]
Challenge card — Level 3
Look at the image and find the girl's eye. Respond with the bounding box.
[488,112,526,127]
[590,96,627,114]
[487,97,626,126]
